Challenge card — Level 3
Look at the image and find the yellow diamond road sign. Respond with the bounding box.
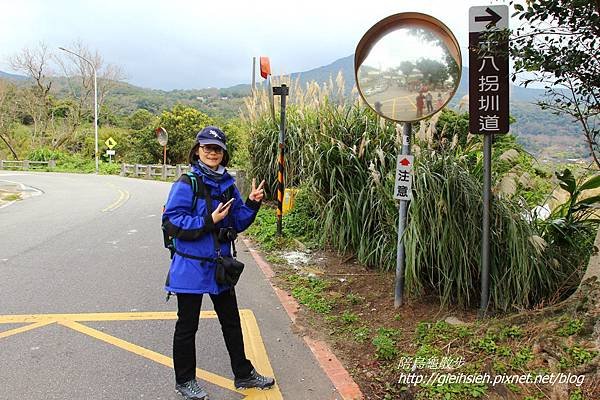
[105,137,117,149]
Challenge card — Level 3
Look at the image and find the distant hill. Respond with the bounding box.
[0,70,28,81]
[0,56,587,160]
[261,54,547,103]
[257,55,583,160]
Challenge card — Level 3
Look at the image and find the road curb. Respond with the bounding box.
[242,237,364,400]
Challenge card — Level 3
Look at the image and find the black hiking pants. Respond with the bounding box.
[173,290,253,384]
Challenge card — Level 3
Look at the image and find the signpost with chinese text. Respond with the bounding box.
[469,5,509,135]
[469,5,509,315]
[394,155,414,201]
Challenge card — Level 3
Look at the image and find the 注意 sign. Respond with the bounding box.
[394,155,414,201]
[469,5,509,134]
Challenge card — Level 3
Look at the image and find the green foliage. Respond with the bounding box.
[245,207,285,250]
[534,169,600,296]
[471,333,498,354]
[287,275,333,314]
[353,326,370,343]
[415,321,467,345]
[346,293,365,305]
[158,104,213,164]
[418,381,487,399]
[498,325,523,340]
[569,389,584,400]
[27,147,69,162]
[405,147,558,309]
[559,345,597,369]
[505,383,521,393]
[219,118,248,168]
[127,109,157,130]
[557,319,584,337]
[2,193,21,201]
[341,311,358,324]
[372,327,400,360]
[246,81,589,309]
[509,0,600,167]
[281,185,321,242]
[510,347,534,370]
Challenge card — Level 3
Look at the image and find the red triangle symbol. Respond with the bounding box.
[400,158,410,166]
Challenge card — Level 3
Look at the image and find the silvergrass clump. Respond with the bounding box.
[243,75,585,311]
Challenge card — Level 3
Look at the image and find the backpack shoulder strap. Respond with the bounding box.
[184,171,205,211]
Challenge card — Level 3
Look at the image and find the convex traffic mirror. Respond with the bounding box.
[355,13,462,122]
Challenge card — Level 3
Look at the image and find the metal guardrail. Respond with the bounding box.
[0,160,248,195]
[120,164,248,196]
[0,160,56,170]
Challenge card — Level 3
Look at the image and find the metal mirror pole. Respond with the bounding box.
[395,122,412,308]
[479,133,492,315]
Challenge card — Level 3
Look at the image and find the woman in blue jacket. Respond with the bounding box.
[162,126,273,400]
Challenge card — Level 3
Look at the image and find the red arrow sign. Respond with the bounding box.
[400,158,411,166]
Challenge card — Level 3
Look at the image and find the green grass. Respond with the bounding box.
[372,327,400,361]
[2,193,21,201]
[557,318,584,337]
[287,275,333,314]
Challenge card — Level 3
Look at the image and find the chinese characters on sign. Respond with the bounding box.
[469,6,509,134]
[394,155,414,201]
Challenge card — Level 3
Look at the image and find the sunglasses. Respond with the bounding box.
[199,145,224,154]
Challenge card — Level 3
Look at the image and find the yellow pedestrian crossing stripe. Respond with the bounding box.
[0,310,282,400]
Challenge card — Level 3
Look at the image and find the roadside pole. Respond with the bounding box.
[468,5,509,315]
[272,84,289,236]
[394,122,413,307]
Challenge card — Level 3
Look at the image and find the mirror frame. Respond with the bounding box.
[354,12,462,123]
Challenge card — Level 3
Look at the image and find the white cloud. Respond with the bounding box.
[1,0,512,89]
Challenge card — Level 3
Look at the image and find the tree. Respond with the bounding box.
[8,43,54,145]
[509,0,600,168]
[55,41,125,148]
[0,80,20,159]
[158,105,213,164]
[128,109,157,131]
[415,58,449,88]
[399,61,415,77]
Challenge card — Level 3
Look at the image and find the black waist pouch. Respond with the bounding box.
[215,256,245,286]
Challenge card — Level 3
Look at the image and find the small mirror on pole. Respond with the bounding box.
[156,127,168,146]
[354,13,462,123]
[156,127,168,166]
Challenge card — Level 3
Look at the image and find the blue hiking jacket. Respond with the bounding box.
[162,165,260,294]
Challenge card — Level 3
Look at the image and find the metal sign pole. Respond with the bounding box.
[480,133,492,314]
[163,145,167,166]
[468,5,509,316]
[273,84,289,236]
[395,122,412,307]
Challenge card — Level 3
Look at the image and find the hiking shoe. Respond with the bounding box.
[234,368,275,390]
[175,379,209,400]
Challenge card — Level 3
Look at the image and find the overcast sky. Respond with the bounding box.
[1,0,513,90]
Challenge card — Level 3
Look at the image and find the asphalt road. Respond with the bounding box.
[0,172,338,400]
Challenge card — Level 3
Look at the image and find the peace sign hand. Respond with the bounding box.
[249,178,266,202]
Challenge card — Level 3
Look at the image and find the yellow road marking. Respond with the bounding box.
[0,311,283,400]
[0,311,188,323]
[102,183,130,212]
[0,321,55,339]
[59,320,246,395]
